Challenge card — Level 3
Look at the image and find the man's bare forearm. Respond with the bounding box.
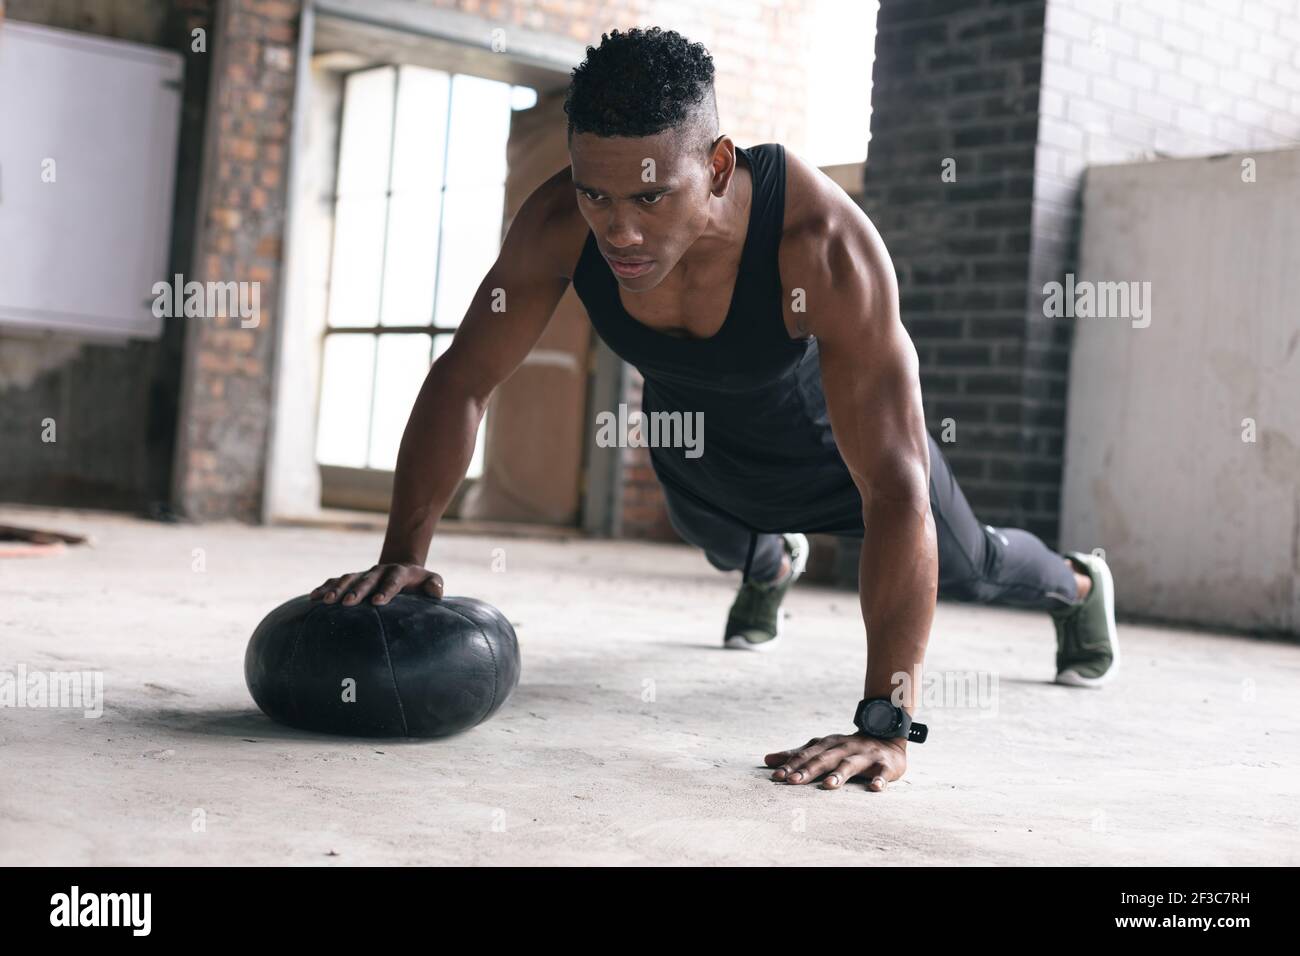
[858,494,938,712]
[378,367,485,567]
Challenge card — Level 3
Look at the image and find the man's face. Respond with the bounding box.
[569,129,717,292]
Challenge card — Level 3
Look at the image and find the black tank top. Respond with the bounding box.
[572,143,864,536]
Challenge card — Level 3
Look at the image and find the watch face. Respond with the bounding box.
[864,700,898,735]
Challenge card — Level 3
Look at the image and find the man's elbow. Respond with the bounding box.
[859,451,931,518]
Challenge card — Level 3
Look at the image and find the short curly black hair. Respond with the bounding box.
[564,27,718,154]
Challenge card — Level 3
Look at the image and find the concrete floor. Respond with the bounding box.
[1,504,1297,866]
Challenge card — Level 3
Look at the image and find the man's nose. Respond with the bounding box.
[605,207,642,249]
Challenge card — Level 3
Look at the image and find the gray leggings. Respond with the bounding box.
[661,433,1079,612]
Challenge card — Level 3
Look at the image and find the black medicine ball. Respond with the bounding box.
[245,594,520,738]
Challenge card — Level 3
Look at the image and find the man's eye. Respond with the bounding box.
[640,194,663,205]
[580,190,602,201]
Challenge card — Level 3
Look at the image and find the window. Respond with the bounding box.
[314,64,534,476]
[805,0,877,166]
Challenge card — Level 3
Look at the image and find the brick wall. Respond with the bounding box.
[863,0,1050,537]
[862,0,1300,550]
[422,0,816,152]
[618,372,678,540]
[172,0,301,521]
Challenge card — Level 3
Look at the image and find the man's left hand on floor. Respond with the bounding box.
[765,732,907,791]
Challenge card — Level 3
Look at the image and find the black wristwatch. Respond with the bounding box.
[854,697,928,743]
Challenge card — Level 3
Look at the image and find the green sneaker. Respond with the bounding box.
[1052,550,1120,687]
[723,533,809,651]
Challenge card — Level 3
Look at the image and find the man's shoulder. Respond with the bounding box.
[776,146,877,284]
[778,145,862,249]
[773,146,896,339]
[511,166,589,280]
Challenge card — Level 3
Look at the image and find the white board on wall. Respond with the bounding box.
[0,21,183,340]
[1060,148,1300,635]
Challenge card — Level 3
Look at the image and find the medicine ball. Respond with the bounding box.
[245,594,520,738]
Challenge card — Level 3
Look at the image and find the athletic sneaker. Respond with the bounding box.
[723,533,809,651]
[1052,550,1120,687]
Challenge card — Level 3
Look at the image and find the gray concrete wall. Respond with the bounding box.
[1060,147,1300,636]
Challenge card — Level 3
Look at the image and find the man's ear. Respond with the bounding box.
[712,134,733,195]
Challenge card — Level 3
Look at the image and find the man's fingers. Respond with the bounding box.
[783,747,851,785]
[821,756,871,790]
[310,577,341,601]
[765,741,815,778]
[369,566,407,605]
[763,739,818,768]
[768,736,841,781]
[863,761,890,792]
[324,574,362,604]
[313,566,443,606]
[328,572,361,604]
[338,570,379,606]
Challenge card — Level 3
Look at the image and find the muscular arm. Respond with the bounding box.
[785,157,938,717]
[763,162,937,789]
[816,236,936,712]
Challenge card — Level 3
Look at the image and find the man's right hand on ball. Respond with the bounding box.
[310,564,445,606]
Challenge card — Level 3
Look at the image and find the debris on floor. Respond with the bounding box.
[0,523,89,558]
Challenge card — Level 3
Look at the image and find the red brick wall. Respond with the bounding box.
[618,373,678,541]
[174,0,302,520]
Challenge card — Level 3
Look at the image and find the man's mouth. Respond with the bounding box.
[606,255,655,278]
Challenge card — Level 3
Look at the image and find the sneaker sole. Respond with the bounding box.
[1055,553,1120,688]
[724,610,784,652]
[723,634,782,652]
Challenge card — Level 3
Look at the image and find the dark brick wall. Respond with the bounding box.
[863,0,1051,538]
